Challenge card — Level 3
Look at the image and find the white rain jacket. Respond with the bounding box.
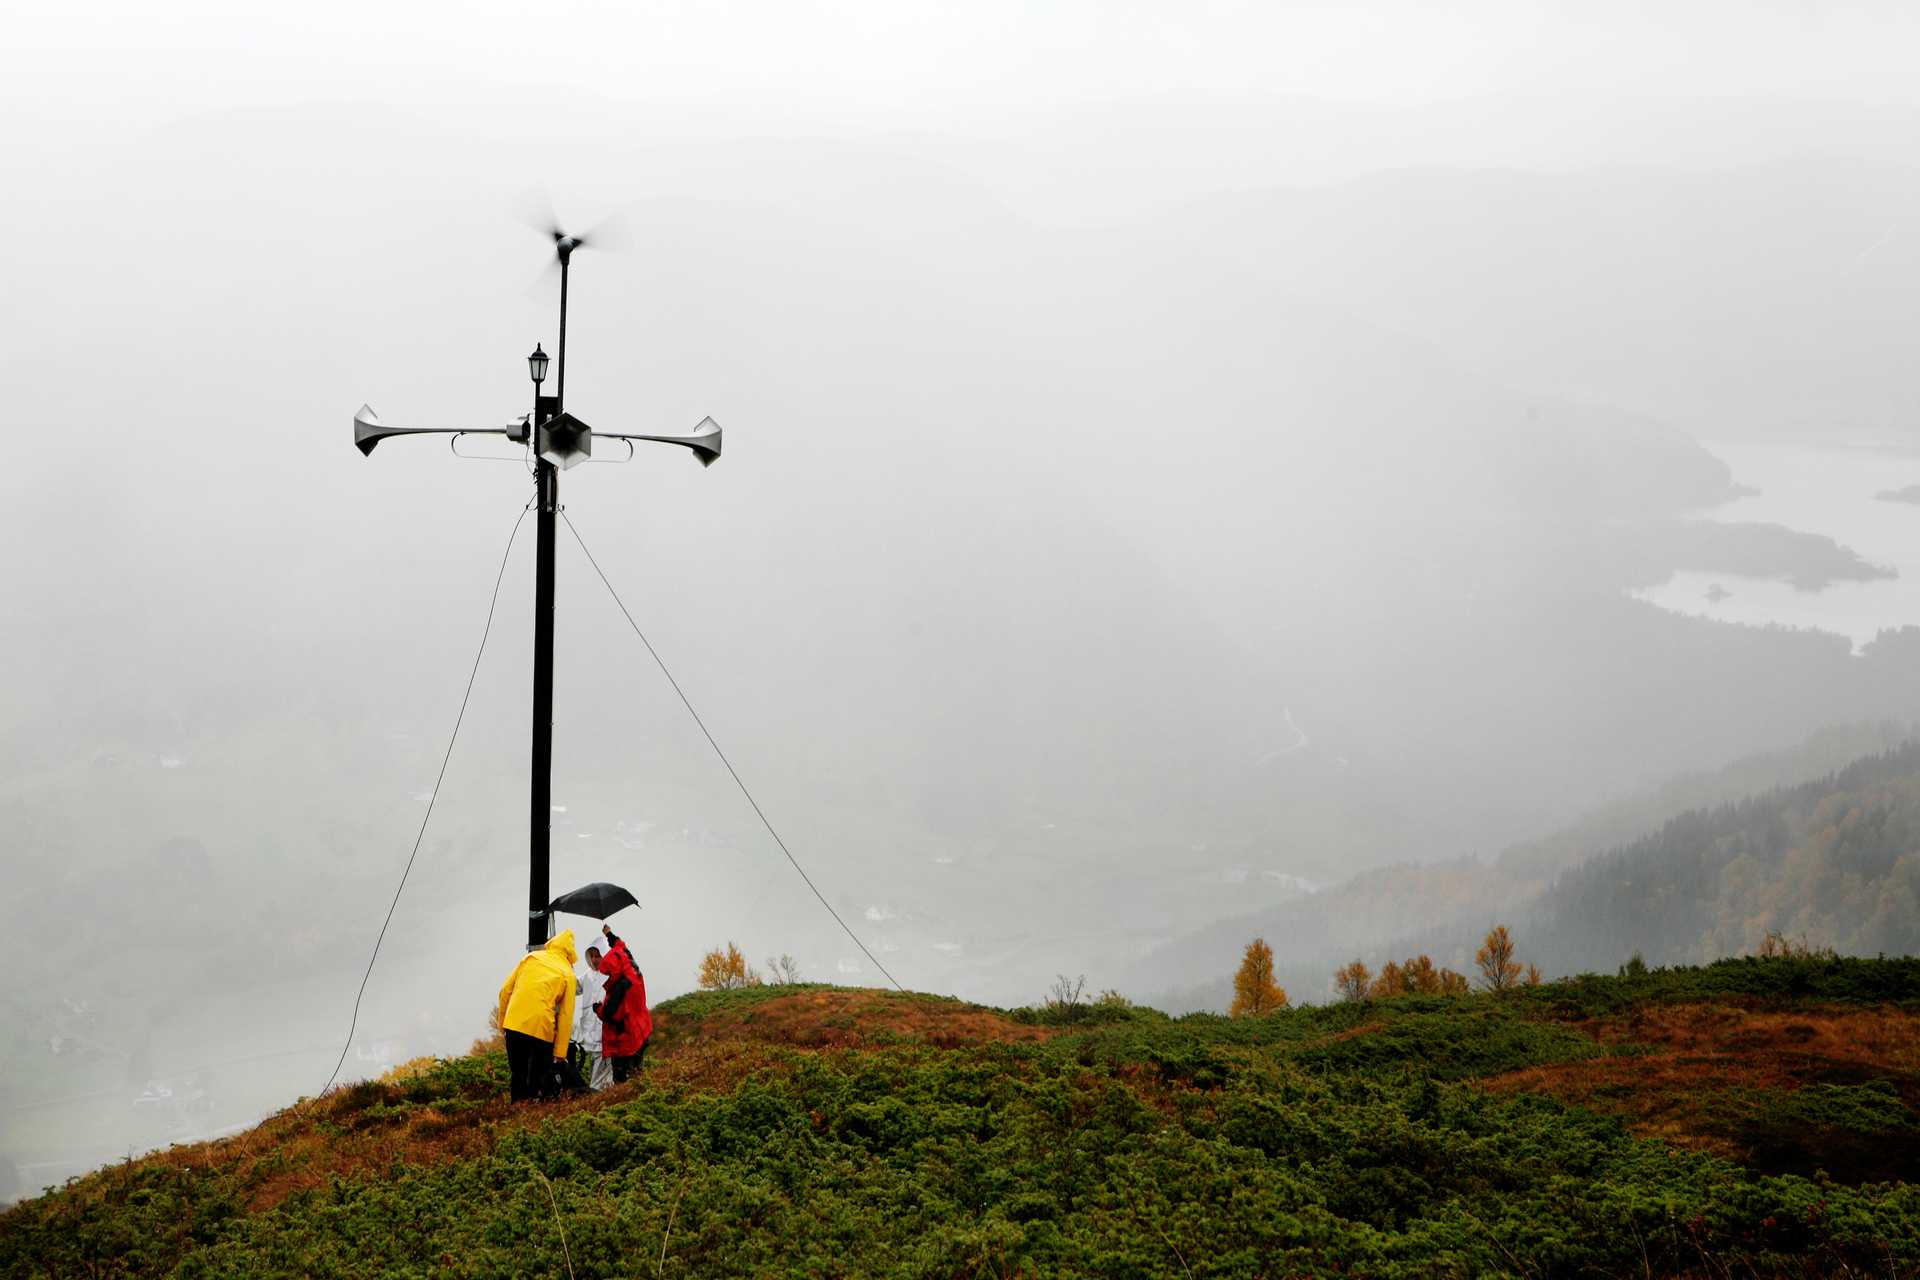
[575,964,606,1052]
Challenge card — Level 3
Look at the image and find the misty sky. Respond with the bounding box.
[9,0,1920,1198]
[11,1,1920,117]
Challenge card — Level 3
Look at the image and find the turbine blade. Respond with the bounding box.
[577,210,631,253]
[516,187,562,242]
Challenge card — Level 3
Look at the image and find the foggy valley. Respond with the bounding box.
[9,4,1920,1270]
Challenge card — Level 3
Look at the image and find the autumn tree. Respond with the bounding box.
[1367,955,1469,1000]
[1475,925,1523,993]
[1403,954,1442,994]
[1046,974,1088,1014]
[1333,959,1372,1003]
[698,941,761,990]
[766,953,804,984]
[1755,930,1834,961]
[1230,938,1288,1017]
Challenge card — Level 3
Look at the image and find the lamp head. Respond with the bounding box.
[528,343,549,385]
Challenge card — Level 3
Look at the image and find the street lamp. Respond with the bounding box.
[519,344,552,448]
[353,230,722,948]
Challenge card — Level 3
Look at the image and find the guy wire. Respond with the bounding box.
[562,511,905,993]
[320,503,530,1095]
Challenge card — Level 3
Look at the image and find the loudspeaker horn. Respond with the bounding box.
[354,404,516,456]
[535,411,594,470]
[600,416,722,467]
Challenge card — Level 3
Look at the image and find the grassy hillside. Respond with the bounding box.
[5,962,1920,1277]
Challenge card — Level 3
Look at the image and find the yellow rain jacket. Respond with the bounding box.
[497,930,579,1060]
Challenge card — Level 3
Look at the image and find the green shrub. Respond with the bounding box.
[7,959,1920,1277]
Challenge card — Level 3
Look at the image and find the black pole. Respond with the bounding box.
[527,457,556,949]
[556,251,569,412]
[527,252,569,950]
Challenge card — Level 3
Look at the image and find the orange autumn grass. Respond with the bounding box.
[1481,999,1920,1160]
[117,989,1054,1212]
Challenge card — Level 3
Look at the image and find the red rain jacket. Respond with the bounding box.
[596,933,652,1058]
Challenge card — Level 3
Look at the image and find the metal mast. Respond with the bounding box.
[526,242,572,949]
[352,226,721,950]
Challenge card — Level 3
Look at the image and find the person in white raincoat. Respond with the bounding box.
[577,942,612,1091]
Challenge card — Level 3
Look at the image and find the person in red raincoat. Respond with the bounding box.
[595,924,652,1082]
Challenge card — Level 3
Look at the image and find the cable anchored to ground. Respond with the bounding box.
[319,504,530,1096]
[563,511,906,993]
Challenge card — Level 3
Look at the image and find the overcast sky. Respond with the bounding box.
[11,0,1920,136]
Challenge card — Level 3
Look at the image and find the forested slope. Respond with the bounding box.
[1311,739,1920,1002]
[1536,742,1920,973]
[1142,723,1915,1009]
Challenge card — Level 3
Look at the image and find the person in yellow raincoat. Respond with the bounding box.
[497,929,579,1101]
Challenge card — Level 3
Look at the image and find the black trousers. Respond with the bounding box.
[504,1029,548,1101]
[611,1037,650,1084]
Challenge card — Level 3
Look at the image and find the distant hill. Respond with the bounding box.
[1339,734,1920,996]
[1534,741,1920,973]
[6,963,1920,1275]
[1136,722,1916,1009]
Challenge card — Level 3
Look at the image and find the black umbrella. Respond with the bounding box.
[547,881,640,921]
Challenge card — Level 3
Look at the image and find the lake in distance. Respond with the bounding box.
[1634,440,1920,651]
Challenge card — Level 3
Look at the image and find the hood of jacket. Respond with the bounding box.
[547,929,578,967]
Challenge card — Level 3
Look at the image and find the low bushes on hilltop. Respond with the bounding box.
[5,959,1920,1277]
